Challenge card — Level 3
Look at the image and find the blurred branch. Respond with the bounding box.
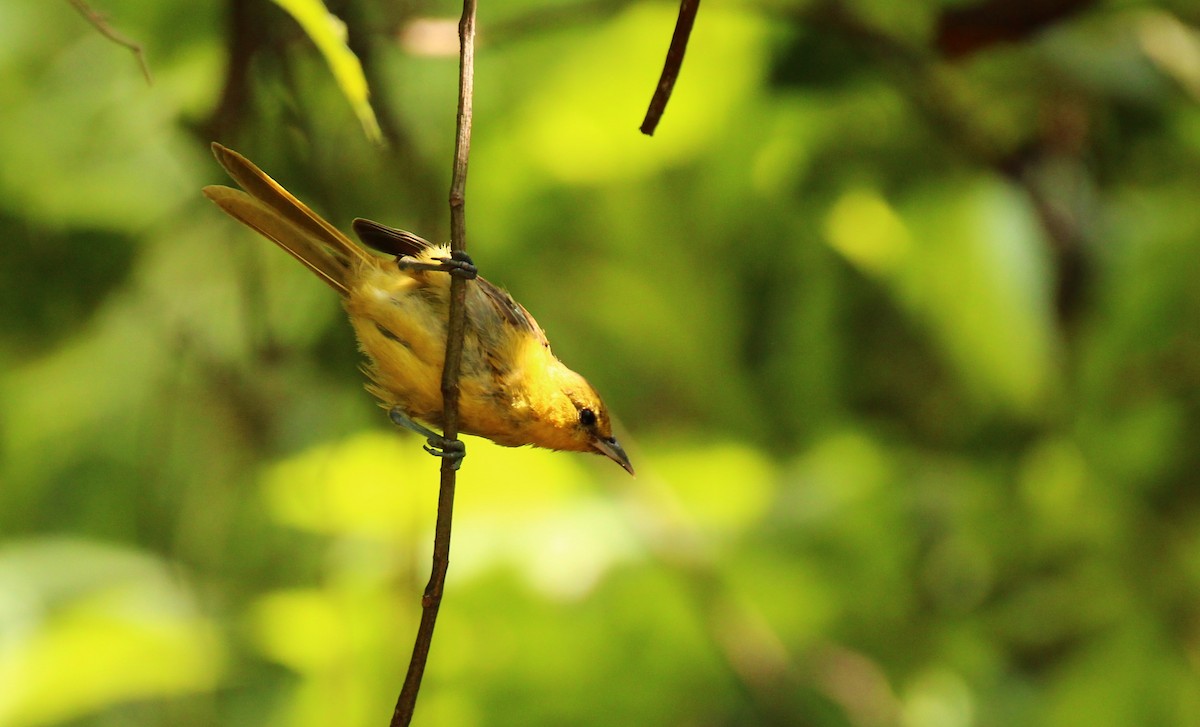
[807,2,1001,161]
[640,0,701,136]
[202,0,270,140]
[490,0,630,43]
[67,0,152,83]
[332,0,444,233]
[936,0,1097,59]
[806,0,1095,325]
[390,0,476,725]
[204,0,444,232]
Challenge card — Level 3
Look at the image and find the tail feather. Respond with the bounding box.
[203,185,350,294]
[205,143,374,296]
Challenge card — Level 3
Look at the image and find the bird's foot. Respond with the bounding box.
[437,251,478,280]
[389,408,466,469]
[422,438,466,469]
[396,250,477,280]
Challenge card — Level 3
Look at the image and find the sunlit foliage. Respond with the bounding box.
[3,1,1200,725]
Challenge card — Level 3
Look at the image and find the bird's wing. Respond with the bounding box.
[352,218,434,258]
[348,216,549,348]
[476,278,549,348]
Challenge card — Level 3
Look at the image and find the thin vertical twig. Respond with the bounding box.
[389,1,476,725]
[66,0,153,83]
[640,0,700,136]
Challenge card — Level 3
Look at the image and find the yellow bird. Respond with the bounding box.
[203,143,633,475]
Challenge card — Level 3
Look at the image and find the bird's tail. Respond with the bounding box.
[202,143,372,296]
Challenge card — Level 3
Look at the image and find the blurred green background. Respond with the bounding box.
[4,0,1200,725]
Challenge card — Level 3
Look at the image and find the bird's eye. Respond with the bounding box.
[579,407,597,427]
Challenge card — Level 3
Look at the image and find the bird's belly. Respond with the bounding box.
[346,277,448,423]
[343,267,542,449]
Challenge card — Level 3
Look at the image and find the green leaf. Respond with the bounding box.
[271,0,383,144]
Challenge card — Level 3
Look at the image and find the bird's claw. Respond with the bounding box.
[437,251,477,280]
[396,250,477,280]
[389,407,467,468]
[423,438,466,469]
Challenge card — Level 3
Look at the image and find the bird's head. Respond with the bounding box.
[527,361,634,476]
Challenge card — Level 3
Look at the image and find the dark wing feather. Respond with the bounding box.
[352,218,433,258]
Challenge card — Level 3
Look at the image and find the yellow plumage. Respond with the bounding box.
[203,143,632,474]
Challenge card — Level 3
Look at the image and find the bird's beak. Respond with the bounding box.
[592,436,635,476]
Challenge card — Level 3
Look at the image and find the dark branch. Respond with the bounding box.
[200,0,269,141]
[390,1,477,725]
[640,0,700,136]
